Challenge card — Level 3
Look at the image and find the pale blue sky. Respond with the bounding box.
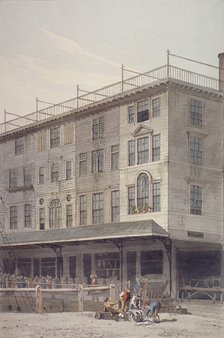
[0,0,223,123]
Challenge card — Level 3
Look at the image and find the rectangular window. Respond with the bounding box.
[152,97,161,117]
[80,195,87,225]
[141,250,163,275]
[190,185,202,215]
[50,127,60,148]
[66,161,72,180]
[92,116,104,140]
[39,167,44,184]
[92,149,104,173]
[152,134,160,161]
[92,192,104,224]
[128,140,135,166]
[137,137,149,164]
[111,145,119,171]
[9,168,17,190]
[39,208,45,230]
[37,130,47,152]
[95,253,120,279]
[51,163,59,182]
[128,106,135,123]
[10,206,17,229]
[128,186,135,214]
[24,166,32,187]
[137,100,149,122]
[79,153,87,176]
[66,204,73,227]
[190,136,203,165]
[15,137,24,155]
[64,123,74,144]
[24,204,31,228]
[111,190,120,222]
[190,99,203,128]
[153,182,160,212]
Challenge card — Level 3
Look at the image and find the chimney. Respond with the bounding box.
[218,52,224,92]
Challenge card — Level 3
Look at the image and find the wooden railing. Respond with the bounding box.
[0,283,116,313]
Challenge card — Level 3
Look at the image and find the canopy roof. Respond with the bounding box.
[0,220,168,248]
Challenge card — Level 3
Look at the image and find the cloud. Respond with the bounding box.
[40,28,120,69]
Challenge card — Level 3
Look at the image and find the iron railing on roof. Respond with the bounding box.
[0,64,221,135]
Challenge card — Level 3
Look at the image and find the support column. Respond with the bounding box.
[136,251,141,277]
[221,246,224,287]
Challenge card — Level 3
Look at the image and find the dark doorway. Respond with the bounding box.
[69,256,76,279]
[127,251,136,285]
[83,253,91,284]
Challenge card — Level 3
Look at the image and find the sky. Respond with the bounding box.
[0,0,223,124]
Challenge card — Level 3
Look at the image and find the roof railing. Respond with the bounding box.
[0,59,222,135]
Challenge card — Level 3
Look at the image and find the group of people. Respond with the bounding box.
[0,272,66,289]
[104,287,161,322]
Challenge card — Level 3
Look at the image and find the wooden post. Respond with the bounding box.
[78,284,84,312]
[110,284,116,301]
[35,285,42,314]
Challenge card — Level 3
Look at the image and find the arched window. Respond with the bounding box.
[49,199,62,228]
[137,173,149,210]
[51,163,59,182]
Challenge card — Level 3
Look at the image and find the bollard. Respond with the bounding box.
[78,284,84,312]
[35,285,42,314]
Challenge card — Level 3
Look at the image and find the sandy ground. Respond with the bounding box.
[0,300,223,338]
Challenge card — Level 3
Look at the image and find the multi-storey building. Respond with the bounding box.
[0,52,223,295]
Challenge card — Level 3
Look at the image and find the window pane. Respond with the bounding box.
[111,190,120,222]
[79,153,87,176]
[39,167,44,184]
[137,173,149,210]
[137,100,149,122]
[128,186,135,214]
[10,206,17,229]
[190,99,203,127]
[66,204,73,227]
[49,199,62,228]
[92,193,104,224]
[66,161,72,180]
[137,137,149,164]
[51,163,59,182]
[111,145,119,170]
[9,168,17,190]
[92,149,104,173]
[152,134,160,161]
[92,117,104,140]
[190,185,202,215]
[128,140,135,166]
[153,182,160,212]
[80,195,87,225]
[24,166,32,187]
[190,137,202,165]
[152,97,160,117]
[15,137,24,155]
[24,204,32,228]
[50,127,60,148]
[128,106,135,123]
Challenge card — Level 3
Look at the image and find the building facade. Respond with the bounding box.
[0,53,223,296]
